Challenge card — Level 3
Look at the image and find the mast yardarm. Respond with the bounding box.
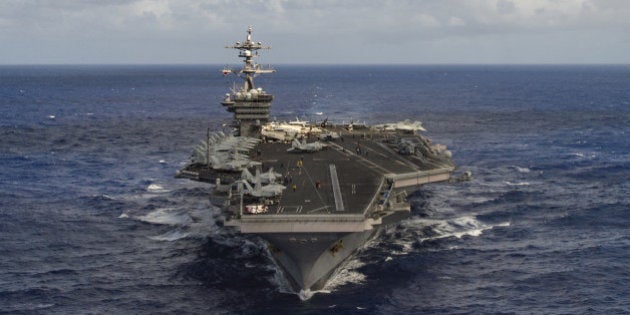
[225,26,275,92]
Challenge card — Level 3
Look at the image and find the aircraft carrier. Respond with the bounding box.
[177,27,458,297]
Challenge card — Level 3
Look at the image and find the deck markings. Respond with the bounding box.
[327,142,392,174]
[307,206,331,214]
[329,164,345,211]
[300,161,328,209]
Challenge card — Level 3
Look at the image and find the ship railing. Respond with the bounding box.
[233,95,274,102]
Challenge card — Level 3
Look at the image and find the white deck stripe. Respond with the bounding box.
[329,164,345,211]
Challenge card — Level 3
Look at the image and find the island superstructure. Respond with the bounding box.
[177,27,457,296]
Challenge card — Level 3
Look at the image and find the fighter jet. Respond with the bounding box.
[210,156,262,171]
[241,167,282,184]
[373,119,426,133]
[287,138,327,153]
[237,179,286,198]
[213,135,260,152]
[190,132,261,169]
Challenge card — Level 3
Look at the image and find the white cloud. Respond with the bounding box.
[1,0,629,64]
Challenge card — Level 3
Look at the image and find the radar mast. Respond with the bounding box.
[221,26,275,137]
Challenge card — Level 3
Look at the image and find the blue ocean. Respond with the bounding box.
[1,65,629,314]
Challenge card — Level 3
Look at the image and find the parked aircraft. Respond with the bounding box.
[241,167,282,184]
[237,179,286,197]
[210,155,261,171]
[373,119,426,132]
[287,138,327,153]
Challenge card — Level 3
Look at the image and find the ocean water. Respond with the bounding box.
[1,65,629,314]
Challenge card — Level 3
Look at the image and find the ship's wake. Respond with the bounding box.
[380,215,511,256]
[117,181,227,241]
[410,215,510,243]
[263,240,368,301]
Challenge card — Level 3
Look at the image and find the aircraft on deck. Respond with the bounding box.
[287,138,327,153]
[373,119,426,132]
[241,167,282,184]
[191,132,261,171]
[237,179,286,198]
[261,119,322,141]
[210,155,261,171]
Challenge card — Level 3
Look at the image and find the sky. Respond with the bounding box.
[2,0,630,65]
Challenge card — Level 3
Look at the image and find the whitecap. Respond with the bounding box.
[467,196,495,204]
[445,218,510,239]
[505,181,530,186]
[136,208,193,226]
[514,166,530,173]
[267,262,295,295]
[146,183,169,193]
[118,213,129,219]
[400,215,511,244]
[320,258,366,290]
[298,289,331,301]
[149,229,190,241]
[47,115,55,119]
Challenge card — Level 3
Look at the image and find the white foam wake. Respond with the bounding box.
[297,250,369,300]
[417,215,510,242]
[136,207,193,226]
[382,215,511,257]
[265,243,368,301]
[514,166,531,173]
[146,183,169,193]
[505,181,531,186]
[322,258,366,290]
[298,289,330,301]
[148,229,191,241]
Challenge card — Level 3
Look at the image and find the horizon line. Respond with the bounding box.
[2,62,630,67]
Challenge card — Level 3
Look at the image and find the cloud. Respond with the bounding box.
[1,0,630,64]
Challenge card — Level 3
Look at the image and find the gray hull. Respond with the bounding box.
[261,230,378,291]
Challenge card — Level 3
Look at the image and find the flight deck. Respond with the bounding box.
[249,127,454,217]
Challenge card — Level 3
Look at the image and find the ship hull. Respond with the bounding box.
[260,229,379,292]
